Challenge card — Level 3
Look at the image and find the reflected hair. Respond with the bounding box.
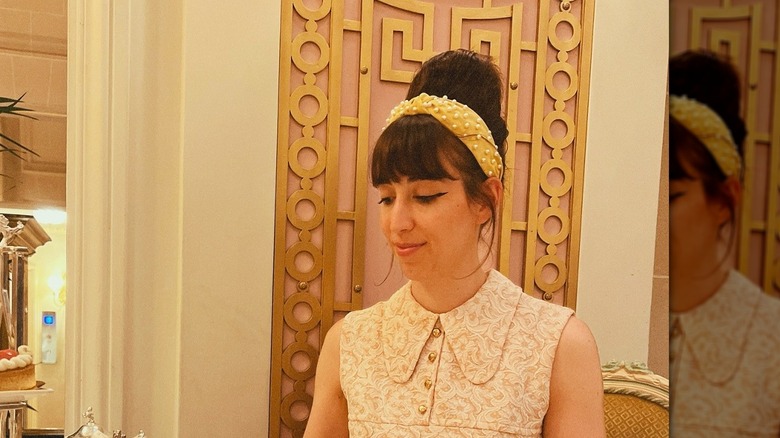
[670,116,738,247]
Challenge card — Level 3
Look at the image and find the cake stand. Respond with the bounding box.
[0,387,53,438]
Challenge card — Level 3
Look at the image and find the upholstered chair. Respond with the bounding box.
[602,360,669,438]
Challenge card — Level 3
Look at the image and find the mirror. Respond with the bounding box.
[0,1,68,435]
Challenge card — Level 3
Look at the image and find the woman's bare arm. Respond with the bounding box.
[542,316,606,437]
[303,319,349,438]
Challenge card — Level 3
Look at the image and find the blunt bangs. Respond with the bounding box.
[670,116,725,182]
[371,115,466,186]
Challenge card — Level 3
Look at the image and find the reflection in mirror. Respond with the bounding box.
[0,1,68,434]
[1,208,65,435]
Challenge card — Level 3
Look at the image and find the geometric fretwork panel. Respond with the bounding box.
[271,0,595,436]
[671,0,780,297]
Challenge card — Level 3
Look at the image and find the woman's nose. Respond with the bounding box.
[388,200,414,233]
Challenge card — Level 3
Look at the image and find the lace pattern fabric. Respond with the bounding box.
[671,270,780,437]
[340,270,573,437]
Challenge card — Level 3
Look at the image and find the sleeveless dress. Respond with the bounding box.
[670,270,780,437]
[339,270,573,437]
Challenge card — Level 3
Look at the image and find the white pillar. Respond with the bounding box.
[577,2,668,364]
[66,0,279,435]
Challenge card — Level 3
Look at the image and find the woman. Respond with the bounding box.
[304,50,605,437]
[669,50,780,436]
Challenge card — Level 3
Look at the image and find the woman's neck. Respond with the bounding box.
[410,269,489,313]
[670,262,730,312]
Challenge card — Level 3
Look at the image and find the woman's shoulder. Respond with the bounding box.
[342,284,409,327]
[728,270,780,316]
[492,273,573,321]
[484,270,574,336]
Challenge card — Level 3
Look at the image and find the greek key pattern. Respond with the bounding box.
[675,1,780,296]
[272,0,595,435]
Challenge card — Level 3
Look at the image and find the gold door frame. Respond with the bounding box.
[271,0,595,435]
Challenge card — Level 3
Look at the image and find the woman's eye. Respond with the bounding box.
[378,197,394,205]
[416,192,447,204]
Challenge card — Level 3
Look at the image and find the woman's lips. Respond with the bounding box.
[394,242,424,257]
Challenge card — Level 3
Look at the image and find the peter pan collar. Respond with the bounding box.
[380,270,522,385]
[673,270,762,384]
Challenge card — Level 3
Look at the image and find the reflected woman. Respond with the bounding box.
[669,50,780,436]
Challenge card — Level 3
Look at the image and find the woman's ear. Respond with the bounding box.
[476,177,503,224]
[723,176,741,207]
[485,176,503,208]
[716,176,741,225]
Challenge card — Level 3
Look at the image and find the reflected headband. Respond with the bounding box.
[670,95,742,177]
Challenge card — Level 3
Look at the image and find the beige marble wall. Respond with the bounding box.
[576,0,668,366]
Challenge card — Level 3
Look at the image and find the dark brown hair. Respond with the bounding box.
[405,49,509,151]
[670,50,744,232]
[370,50,508,243]
[670,49,746,153]
[670,118,734,212]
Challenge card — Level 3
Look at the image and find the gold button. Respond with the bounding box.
[424,379,432,389]
[428,352,437,362]
[432,328,441,338]
[418,405,428,414]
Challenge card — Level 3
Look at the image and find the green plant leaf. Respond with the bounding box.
[0,93,36,118]
[0,93,39,159]
[0,132,38,156]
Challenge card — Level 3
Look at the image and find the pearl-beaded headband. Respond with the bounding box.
[384,93,504,179]
[669,95,742,177]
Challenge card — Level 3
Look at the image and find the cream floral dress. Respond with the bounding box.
[670,269,780,437]
[340,270,573,437]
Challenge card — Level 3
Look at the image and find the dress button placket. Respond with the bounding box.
[418,322,444,423]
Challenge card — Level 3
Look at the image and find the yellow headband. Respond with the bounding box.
[385,93,504,179]
[669,95,742,177]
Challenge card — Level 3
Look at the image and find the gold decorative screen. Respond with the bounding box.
[271,0,595,436]
[671,0,780,296]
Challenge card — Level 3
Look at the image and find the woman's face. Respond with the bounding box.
[377,169,490,282]
[669,176,732,278]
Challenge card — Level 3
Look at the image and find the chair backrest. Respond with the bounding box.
[602,360,669,438]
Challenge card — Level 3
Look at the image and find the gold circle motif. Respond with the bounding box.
[545,61,578,102]
[537,206,570,245]
[280,389,313,430]
[287,189,325,231]
[291,31,330,74]
[548,11,581,52]
[285,241,323,282]
[281,340,319,381]
[289,137,327,179]
[292,0,332,21]
[542,110,575,149]
[534,254,567,292]
[290,85,328,127]
[540,158,573,198]
[284,292,322,332]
